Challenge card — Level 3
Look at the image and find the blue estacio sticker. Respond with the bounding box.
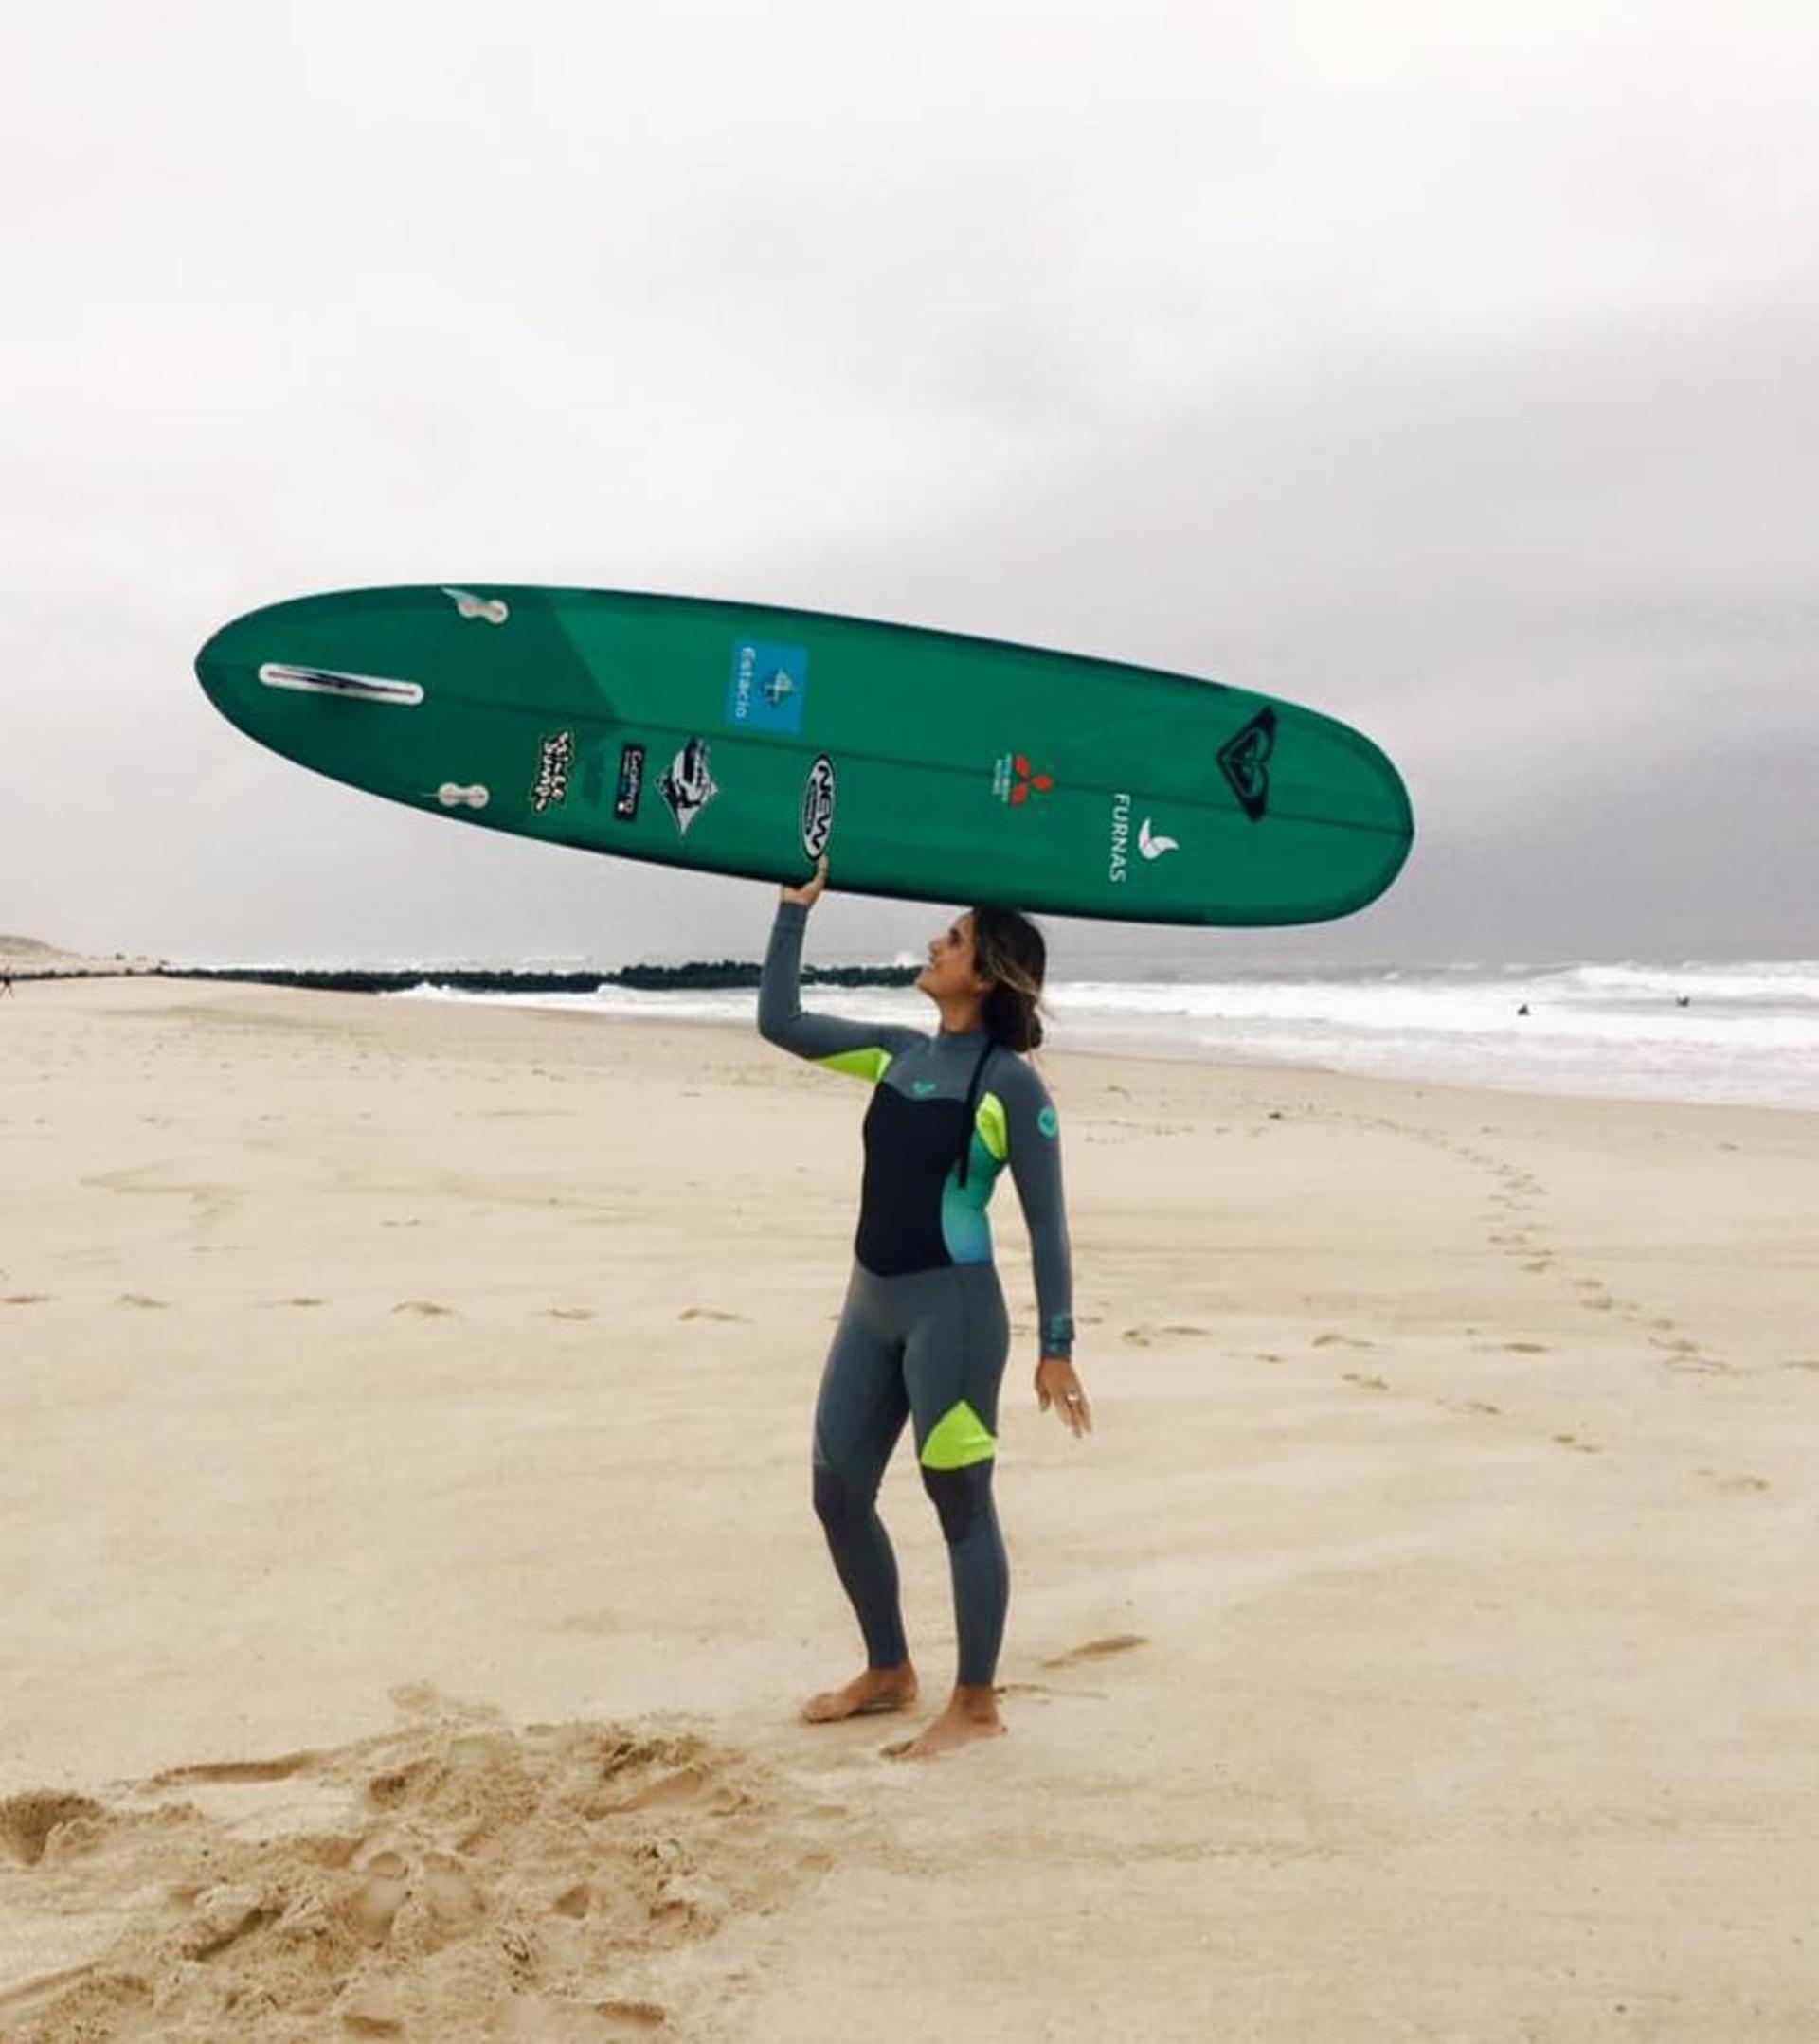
[727,638,808,735]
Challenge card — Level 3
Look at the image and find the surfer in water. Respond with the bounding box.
[760,854,1089,1759]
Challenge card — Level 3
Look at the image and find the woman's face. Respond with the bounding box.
[916,912,990,1004]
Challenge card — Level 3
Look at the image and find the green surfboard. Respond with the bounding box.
[194,585,1412,925]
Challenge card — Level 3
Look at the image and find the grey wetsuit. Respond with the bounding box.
[758,901,1074,1686]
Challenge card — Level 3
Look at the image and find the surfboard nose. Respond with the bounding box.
[193,597,441,794]
[194,606,272,731]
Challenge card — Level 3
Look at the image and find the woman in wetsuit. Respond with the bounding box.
[759,855,1091,1760]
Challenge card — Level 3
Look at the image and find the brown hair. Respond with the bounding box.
[969,905,1048,1052]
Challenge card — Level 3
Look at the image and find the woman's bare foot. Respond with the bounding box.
[887,1683,1006,1760]
[801,1661,919,1724]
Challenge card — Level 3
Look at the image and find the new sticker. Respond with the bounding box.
[801,755,836,860]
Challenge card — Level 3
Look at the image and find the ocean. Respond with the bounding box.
[394,959,1819,1114]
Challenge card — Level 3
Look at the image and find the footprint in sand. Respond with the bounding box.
[679,1307,749,1324]
[151,1750,316,1788]
[594,2001,672,2035]
[1504,1341,1549,1354]
[996,1679,1109,1703]
[1522,1258,1555,1274]
[0,1791,104,1866]
[1696,1470,1772,1495]
[1553,1432,1601,1455]
[392,1300,456,1318]
[546,1307,595,1321]
[387,1680,507,1723]
[1038,1634,1148,1669]
[2,1294,50,1306]
[1342,1372,1390,1391]
[1312,1332,1376,1350]
[115,1294,168,1310]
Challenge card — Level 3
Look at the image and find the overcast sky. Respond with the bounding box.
[4,1,1814,971]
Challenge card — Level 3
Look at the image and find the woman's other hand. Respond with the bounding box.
[780,855,830,908]
[1036,1357,1091,1438]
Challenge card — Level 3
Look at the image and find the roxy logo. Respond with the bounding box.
[1217,707,1276,821]
[530,730,575,813]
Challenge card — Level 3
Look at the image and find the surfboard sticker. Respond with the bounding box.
[801,755,836,860]
[993,751,1055,806]
[614,743,645,822]
[727,639,808,735]
[530,731,574,813]
[1217,708,1276,822]
[659,738,718,836]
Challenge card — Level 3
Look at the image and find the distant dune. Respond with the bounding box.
[0,935,153,976]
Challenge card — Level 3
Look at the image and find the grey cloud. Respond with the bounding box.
[5,2,1816,968]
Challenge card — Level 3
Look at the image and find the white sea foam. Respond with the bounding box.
[395,959,1819,1112]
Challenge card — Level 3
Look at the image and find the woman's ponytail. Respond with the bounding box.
[969,905,1048,1052]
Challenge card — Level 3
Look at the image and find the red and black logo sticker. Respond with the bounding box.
[993,750,1055,806]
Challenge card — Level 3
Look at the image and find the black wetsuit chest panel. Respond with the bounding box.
[855,1084,973,1276]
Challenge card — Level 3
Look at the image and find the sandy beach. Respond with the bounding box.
[2,973,1816,2041]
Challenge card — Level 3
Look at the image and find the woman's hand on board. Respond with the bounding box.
[1036,1356,1091,1438]
[780,854,829,909]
